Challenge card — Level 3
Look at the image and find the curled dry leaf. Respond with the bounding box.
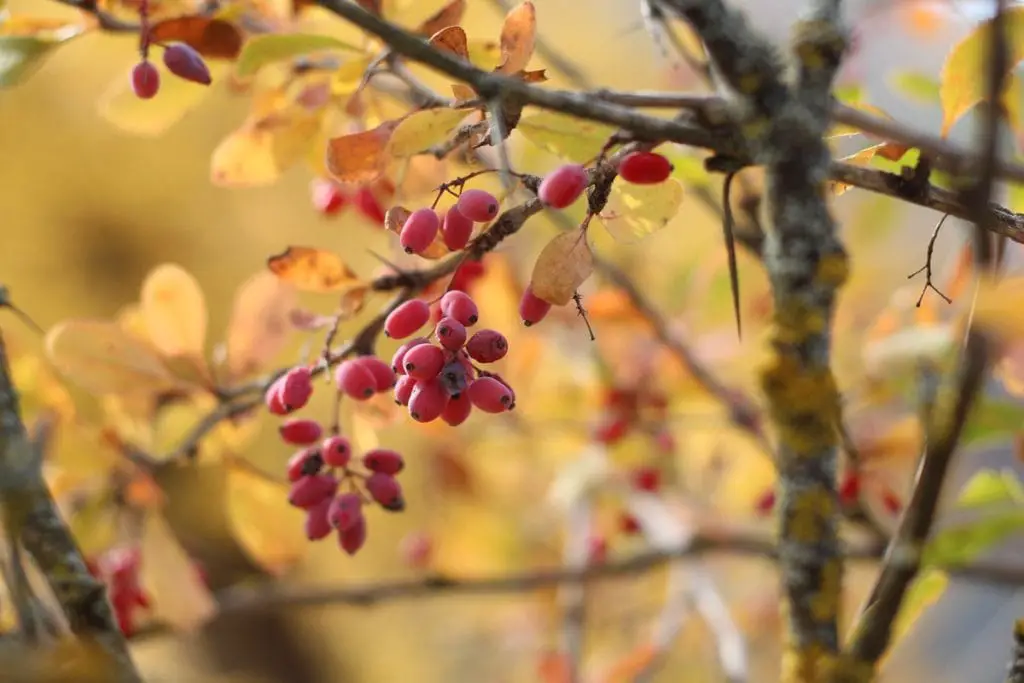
[140,263,208,360]
[140,512,218,631]
[225,459,308,575]
[267,246,364,293]
[974,276,1024,344]
[496,1,536,74]
[148,16,244,60]
[429,25,470,60]
[530,230,594,306]
[387,107,472,157]
[417,0,467,36]
[325,121,397,184]
[339,285,370,318]
[225,271,297,380]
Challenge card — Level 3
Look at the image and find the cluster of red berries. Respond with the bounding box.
[592,385,674,451]
[386,291,515,425]
[130,2,212,99]
[536,150,673,210]
[311,177,389,226]
[88,547,150,638]
[397,188,501,256]
[585,465,665,564]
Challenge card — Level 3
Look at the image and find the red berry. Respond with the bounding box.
[265,380,289,415]
[595,417,629,445]
[400,532,433,569]
[408,378,449,422]
[441,391,473,426]
[619,512,641,535]
[362,448,404,475]
[519,286,552,326]
[385,299,431,339]
[587,535,608,564]
[880,487,903,515]
[467,377,513,413]
[321,435,352,468]
[394,374,416,405]
[439,290,479,326]
[162,42,212,85]
[335,359,377,400]
[838,471,861,506]
[442,207,474,250]
[456,188,500,222]
[278,418,323,446]
[312,178,348,216]
[435,316,467,350]
[403,343,446,381]
[538,164,588,208]
[630,466,661,492]
[287,474,338,509]
[355,355,396,391]
[755,489,776,516]
[131,60,160,99]
[305,498,334,540]
[465,329,508,363]
[617,151,673,185]
[392,337,430,374]
[353,186,386,225]
[338,514,367,555]
[279,366,314,412]
[328,492,363,531]
[365,472,404,510]
[400,207,441,254]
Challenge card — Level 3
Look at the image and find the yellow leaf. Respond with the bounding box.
[140,512,218,631]
[140,263,208,360]
[67,490,119,557]
[884,569,948,664]
[466,38,501,71]
[829,142,909,195]
[211,106,324,187]
[266,245,364,292]
[495,1,535,74]
[331,55,374,95]
[939,7,1024,135]
[530,230,594,306]
[517,109,615,162]
[387,107,472,157]
[235,33,362,77]
[325,121,396,184]
[225,460,307,575]
[599,178,684,243]
[974,275,1024,343]
[225,271,297,380]
[0,17,88,88]
[44,320,181,396]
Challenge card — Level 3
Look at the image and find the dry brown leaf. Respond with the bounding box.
[267,246,363,293]
[496,1,536,74]
[148,16,244,59]
[429,25,470,60]
[418,0,466,36]
[875,142,912,161]
[530,230,594,306]
[325,121,396,184]
[140,512,218,631]
[225,271,297,379]
[140,263,208,360]
[520,68,547,83]
[339,285,369,318]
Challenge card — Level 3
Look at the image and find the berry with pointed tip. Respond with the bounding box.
[287,448,324,482]
[305,498,334,540]
[338,514,367,555]
[311,178,348,216]
[162,42,212,85]
[467,377,513,413]
[455,188,500,222]
[403,343,446,381]
[279,418,323,446]
[392,337,430,374]
[439,290,478,326]
[328,492,364,531]
[618,151,673,185]
[466,329,508,363]
[321,435,352,468]
[385,299,431,339]
[393,375,416,405]
[400,208,440,254]
[408,378,449,422]
[484,372,515,407]
[441,392,473,426]
[366,472,404,510]
[362,448,404,475]
[131,60,160,99]
[630,466,661,493]
[519,286,552,326]
[355,355,396,391]
[281,366,314,411]
[439,360,470,398]
[287,474,338,509]
[442,207,474,250]
[435,316,467,351]
[538,164,588,208]
[335,359,377,400]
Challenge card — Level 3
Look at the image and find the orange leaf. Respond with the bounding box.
[267,246,363,293]
[417,0,466,36]
[325,121,396,184]
[530,230,594,305]
[428,25,470,61]
[451,83,476,100]
[538,651,571,683]
[148,16,244,59]
[339,285,369,318]
[520,68,547,83]
[225,271,297,380]
[599,642,658,683]
[139,263,208,360]
[496,1,535,74]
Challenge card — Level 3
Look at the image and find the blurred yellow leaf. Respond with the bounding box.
[211,105,324,186]
[530,230,594,306]
[467,38,502,71]
[830,142,911,195]
[417,0,466,35]
[331,55,374,95]
[387,108,472,157]
[67,490,118,557]
[267,246,364,292]
[884,569,947,665]
[140,512,218,631]
[974,275,1024,343]
[0,17,88,87]
[140,263,208,360]
[225,271,297,380]
[235,33,362,77]
[517,110,615,163]
[599,178,684,243]
[325,121,396,184]
[495,1,535,74]
[148,16,244,59]
[225,460,307,574]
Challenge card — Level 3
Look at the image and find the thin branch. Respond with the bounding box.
[1007,620,1024,683]
[907,214,953,307]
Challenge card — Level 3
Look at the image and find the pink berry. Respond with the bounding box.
[287,474,338,509]
[355,355,396,391]
[618,151,673,185]
[385,299,431,339]
[391,337,430,374]
[287,448,323,482]
[362,448,404,475]
[305,498,333,540]
[538,164,588,208]
[456,189,500,222]
[441,392,473,426]
[393,375,416,405]
[631,466,661,492]
[442,207,474,250]
[434,317,467,350]
[467,377,514,413]
[265,381,289,415]
[519,286,552,326]
[365,472,404,511]
[280,366,314,412]
[278,418,323,446]
[321,435,352,468]
[162,42,212,85]
[131,61,160,99]
[328,492,363,531]
[400,532,433,569]
[408,378,449,422]
[335,359,376,400]
[439,290,479,326]
[338,514,367,555]
[465,329,508,363]
[400,208,440,255]
[403,343,446,381]
[312,178,348,216]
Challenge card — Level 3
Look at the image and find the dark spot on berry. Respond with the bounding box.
[382,495,405,512]
[468,315,478,324]
[404,247,413,254]
[523,320,532,327]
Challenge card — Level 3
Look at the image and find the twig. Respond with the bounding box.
[907,214,953,307]
[721,170,743,339]
[1006,620,1024,683]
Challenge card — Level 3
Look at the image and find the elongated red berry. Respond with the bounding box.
[321,435,352,468]
[335,359,376,400]
[328,492,363,531]
[403,343,445,381]
[279,418,323,445]
[288,474,338,509]
[385,299,431,339]
[266,381,289,415]
[391,337,430,374]
[838,471,860,506]
[618,151,672,185]
[439,359,470,398]
[312,179,348,216]
[519,286,552,326]
[277,366,314,412]
[287,448,324,482]
[131,61,160,99]
[394,375,416,405]
[755,489,776,516]
[366,472,404,510]
[881,487,903,515]
[363,448,404,475]
[441,392,473,426]
[435,317,467,350]
[400,208,440,254]
[339,514,367,555]
[305,498,333,540]
[631,466,661,492]
[456,189,499,222]
[467,377,513,413]
[442,207,474,250]
[355,355,396,391]
[538,164,588,208]
[595,417,629,445]
[408,378,449,422]
[162,42,212,85]
[466,329,507,363]
[439,290,478,326]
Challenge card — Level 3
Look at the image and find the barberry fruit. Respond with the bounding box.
[311,178,348,216]
[328,492,364,531]
[339,514,367,555]
[353,186,386,225]
[439,290,479,326]
[441,392,473,426]
[392,337,430,374]
[619,513,641,535]
[439,359,471,398]
[305,498,334,540]
[403,343,446,381]
[287,448,324,482]
[465,329,508,363]
[354,355,396,391]
[321,435,352,468]
[617,151,672,185]
[384,299,431,339]
[435,316,467,350]
[408,377,449,422]
[467,377,513,413]
[519,286,552,326]
[366,472,404,511]
[442,207,474,250]
[754,489,776,516]
[838,471,861,506]
[594,417,629,445]
[162,42,212,85]
[400,531,433,569]
[335,359,377,400]
[279,366,314,412]
[131,60,160,99]
[538,164,588,208]
[400,208,441,255]
[279,418,323,446]
[393,375,416,405]
[287,474,338,509]
[630,466,661,493]
[362,448,405,475]
[456,188,500,222]
[587,535,608,564]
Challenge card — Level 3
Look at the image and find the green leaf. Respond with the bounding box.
[235,33,362,77]
[516,109,615,163]
[0,28,81,87]
[956,469,1024,509]
[833,83,863,104]
[961,396,1024,446]
[889,70,940,105]
[922,510,1024,566]
[870,147,921,174]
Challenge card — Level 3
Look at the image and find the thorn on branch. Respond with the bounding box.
[907,214,953,307]
[572,292,596,342]
[721,170,743,339]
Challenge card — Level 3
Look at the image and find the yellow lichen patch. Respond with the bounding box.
[782,642,842,683]
[815,252,850,289]
[786,486,835,543]
[811,558,843,623]
[826,654,876,683]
